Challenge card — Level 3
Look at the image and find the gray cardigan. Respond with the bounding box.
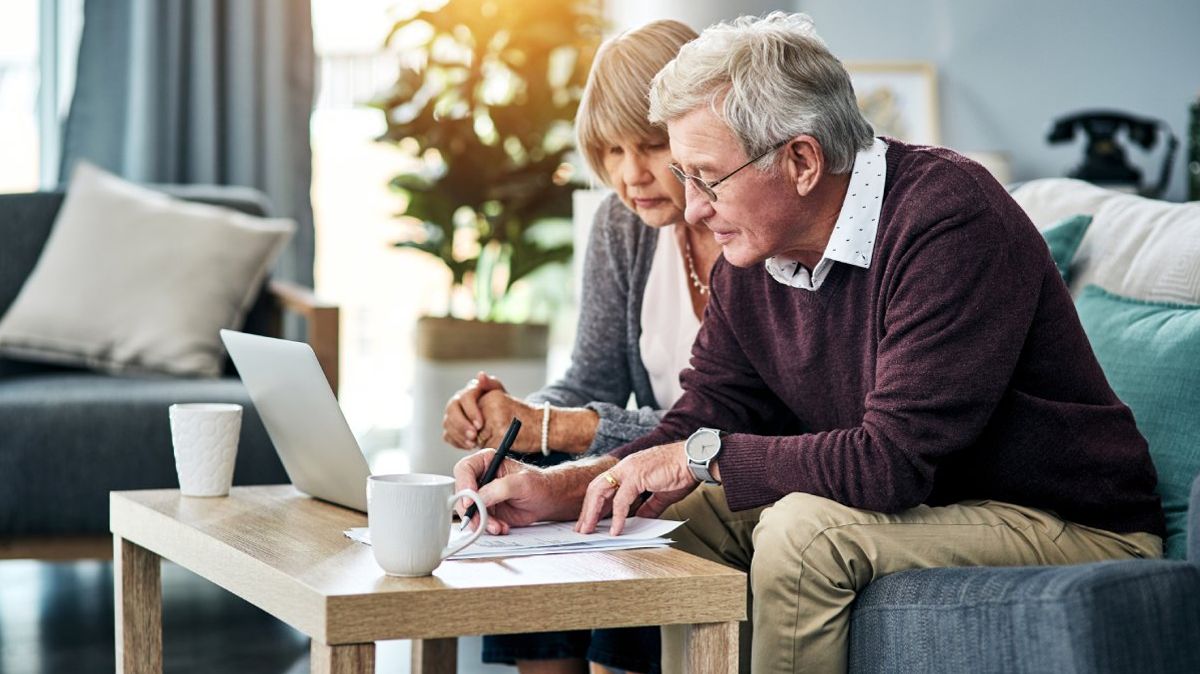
[527,193,666,455]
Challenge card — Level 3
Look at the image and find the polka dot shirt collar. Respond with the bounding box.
[766,137,888,291]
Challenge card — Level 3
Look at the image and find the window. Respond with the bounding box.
[0,2,41,191]
[0,0,83,193]
[311,0,449,463]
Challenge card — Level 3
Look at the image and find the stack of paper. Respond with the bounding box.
[344,517,683,560]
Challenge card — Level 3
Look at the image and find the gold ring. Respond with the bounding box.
[601,472,620,489]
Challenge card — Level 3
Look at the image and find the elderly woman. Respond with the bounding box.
[440,19,710,674]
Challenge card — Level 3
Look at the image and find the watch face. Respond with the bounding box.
[688,429,721,462]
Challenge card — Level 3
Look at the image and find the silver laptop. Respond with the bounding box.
[220,329,371,511]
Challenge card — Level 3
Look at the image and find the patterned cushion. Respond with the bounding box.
[1013,178,1200,302]
[1073,196,1200,303]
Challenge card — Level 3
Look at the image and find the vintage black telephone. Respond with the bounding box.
[1047,110,1178,199]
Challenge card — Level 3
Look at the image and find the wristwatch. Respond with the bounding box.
[684,427,723,484]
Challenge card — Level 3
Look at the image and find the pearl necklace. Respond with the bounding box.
[683,236,709,296]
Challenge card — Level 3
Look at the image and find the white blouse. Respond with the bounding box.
[640,226,702,408]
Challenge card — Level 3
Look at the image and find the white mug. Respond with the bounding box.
[169,403,242,497]
[367,473,488,576]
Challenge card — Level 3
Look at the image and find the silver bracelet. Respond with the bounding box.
[541,401,551,456]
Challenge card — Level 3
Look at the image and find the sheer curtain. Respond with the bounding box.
[58,0,316,287]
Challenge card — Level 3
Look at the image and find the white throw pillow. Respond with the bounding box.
[1073,196,1200,304]
[1013,178,1200,304]
[1011,178,1124,229]
[0,162,294,377]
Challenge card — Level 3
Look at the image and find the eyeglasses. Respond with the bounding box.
[669,140,789,202]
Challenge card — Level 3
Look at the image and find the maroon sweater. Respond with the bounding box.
[614,141,1165,537]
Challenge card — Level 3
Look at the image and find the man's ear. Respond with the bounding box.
[783,135,825,197]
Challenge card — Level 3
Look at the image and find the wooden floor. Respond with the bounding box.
[0,560,510,674]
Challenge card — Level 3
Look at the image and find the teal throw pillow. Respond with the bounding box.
[1076,285,1200,559]
[1040,214,1092,282]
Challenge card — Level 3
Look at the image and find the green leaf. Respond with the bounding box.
[507,241,572,289]
[389,173,436,192]
[377,0,599,320]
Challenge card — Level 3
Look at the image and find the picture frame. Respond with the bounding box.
[844,61,940,145]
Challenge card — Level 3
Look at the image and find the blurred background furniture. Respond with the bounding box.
[0,186,337,561]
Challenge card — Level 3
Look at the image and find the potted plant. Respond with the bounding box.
[374,0,601,473]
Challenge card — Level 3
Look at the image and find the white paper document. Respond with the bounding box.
[344,517,684,560]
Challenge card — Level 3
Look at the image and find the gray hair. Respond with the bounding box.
[648,12,873,174]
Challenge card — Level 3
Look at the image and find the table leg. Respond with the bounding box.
[686,621,738,674]
[311,641,375,674]
[114,536,162,674]
[412,638,457,674]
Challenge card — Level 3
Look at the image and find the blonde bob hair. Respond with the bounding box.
[649,12,873,175]
[576,20,698,186]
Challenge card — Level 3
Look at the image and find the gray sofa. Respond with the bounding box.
[846,179,1200,672]
[0,187,337,557]
[849,475,1200,673]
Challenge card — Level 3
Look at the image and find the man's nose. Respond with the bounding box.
[683,187,715,225]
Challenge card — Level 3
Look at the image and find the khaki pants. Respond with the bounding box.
[661,486,1161,674]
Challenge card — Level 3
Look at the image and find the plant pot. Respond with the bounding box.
[408,316,550,476]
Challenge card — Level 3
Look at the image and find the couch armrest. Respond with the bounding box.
[849,561,1200,673]
[267,280,339,394]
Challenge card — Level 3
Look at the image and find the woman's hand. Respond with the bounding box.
[442,371,506,449]
[442,372,603,454]
[477,390,543,453]
[478,394,603,455]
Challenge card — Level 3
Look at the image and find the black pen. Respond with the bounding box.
[459,416,522,532]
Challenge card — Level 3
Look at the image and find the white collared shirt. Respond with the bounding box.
[765,137,888,291]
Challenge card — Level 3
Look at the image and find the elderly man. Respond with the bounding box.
[454,12,1164,672]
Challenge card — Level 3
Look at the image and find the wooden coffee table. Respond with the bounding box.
[109,485,746,673]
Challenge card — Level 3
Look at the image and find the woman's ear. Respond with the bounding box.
[783,136,825,197]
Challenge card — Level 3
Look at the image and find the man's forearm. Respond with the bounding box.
[542,454,617,520]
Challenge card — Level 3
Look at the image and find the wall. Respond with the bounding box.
[611,0,1200,201]
[801,0,1200,201]
[606,0,781,34]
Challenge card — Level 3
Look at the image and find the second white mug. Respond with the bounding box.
[367,473,487,576]
[168,403,242,497]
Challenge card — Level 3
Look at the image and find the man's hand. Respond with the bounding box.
[453,448,551,534]
[575,442,700,536]
[453,450,617,535]
[442,371,506,449]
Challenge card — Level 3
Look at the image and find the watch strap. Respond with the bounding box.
[688,458,719,484]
